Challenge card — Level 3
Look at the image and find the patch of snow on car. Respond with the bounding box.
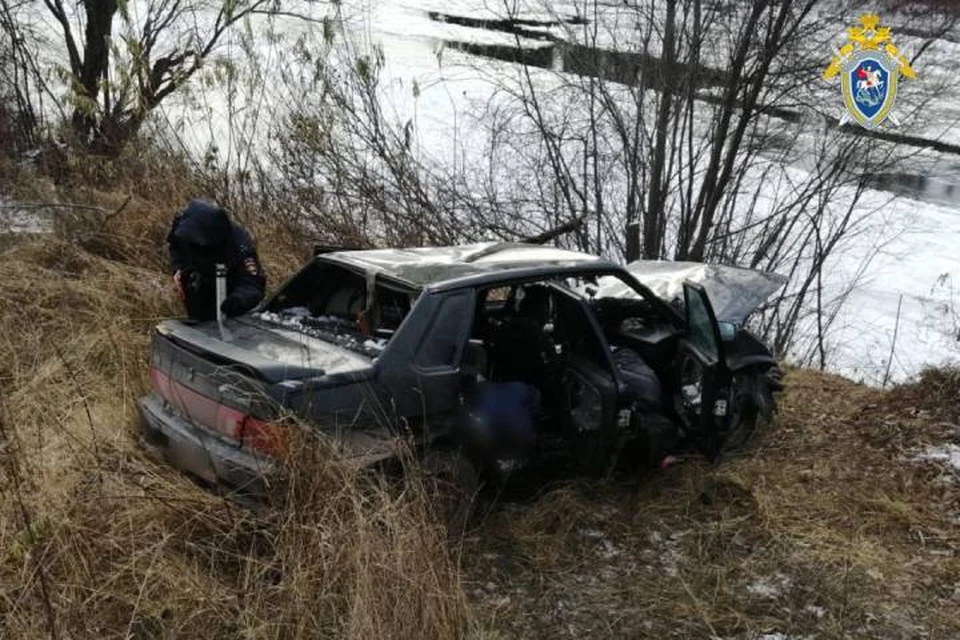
[255,309,388,358]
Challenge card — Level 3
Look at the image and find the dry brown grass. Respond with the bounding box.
[0,158,469,639]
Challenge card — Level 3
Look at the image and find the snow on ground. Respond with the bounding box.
[917,444,960,472]
[0,199,49,234]
[746,574,789,600]
[803,185,960,384]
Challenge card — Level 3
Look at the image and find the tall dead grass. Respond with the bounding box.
[0,156,471,638]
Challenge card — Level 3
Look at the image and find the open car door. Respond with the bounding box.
[552,291,621,474]
[674,281,734,460]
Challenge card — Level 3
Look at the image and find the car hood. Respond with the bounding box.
[616,260,787,324]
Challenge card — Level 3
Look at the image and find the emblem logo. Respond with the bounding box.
[823,14,917,129]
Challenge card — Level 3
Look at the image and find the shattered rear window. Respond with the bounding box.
[260,259,420,358]
[256,307,389,358]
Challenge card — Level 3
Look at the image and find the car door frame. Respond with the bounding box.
[409,288,476,410]
[375,288,475,441]
[545,282,626,472]
[674,281,734,459]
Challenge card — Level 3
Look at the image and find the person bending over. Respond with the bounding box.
[168,200,265,321]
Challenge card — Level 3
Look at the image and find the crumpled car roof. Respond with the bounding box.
[325,242,601,287]
[609,260,787,324]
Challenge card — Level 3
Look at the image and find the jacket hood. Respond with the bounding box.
[173,200,232,247]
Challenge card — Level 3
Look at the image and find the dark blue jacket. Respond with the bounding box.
[168,200,266,320]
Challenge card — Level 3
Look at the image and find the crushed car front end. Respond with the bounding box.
[618,260,786,455]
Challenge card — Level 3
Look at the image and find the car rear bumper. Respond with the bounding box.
[138,393,275,498]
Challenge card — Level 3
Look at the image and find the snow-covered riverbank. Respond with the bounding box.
[0,199,51,234]
[20,0,960,384]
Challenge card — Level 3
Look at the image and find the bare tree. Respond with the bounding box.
[0,0,51,153]
[39,0,296,154]
[259,0,954,365]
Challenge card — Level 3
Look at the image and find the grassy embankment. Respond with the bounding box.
[0,153,957,639]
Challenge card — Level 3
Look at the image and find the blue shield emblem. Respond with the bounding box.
[840,51,899,128]
[823,14,917,130]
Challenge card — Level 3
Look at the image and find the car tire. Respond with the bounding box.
[421,449,480,536]
[722,365,780,454]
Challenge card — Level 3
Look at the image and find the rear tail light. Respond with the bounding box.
[150,367,285,457]
[150,368,244,439]
[240,417,287,457]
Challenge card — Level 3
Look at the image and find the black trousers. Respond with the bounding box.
[181,268,218,321]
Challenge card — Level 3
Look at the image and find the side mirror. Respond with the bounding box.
[718,321,737,341]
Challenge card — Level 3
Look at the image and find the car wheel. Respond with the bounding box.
[722,365,780,454]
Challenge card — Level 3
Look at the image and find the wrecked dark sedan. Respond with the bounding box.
[139,243,785,498]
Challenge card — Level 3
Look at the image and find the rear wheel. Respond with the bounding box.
[422,449,480,536]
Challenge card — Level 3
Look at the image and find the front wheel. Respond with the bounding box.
[720,365,781,454]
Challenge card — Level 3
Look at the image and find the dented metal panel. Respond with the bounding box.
[608,261,787,324]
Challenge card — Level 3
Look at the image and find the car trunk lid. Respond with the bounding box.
[156,317,373,383]
[149,317,374,455]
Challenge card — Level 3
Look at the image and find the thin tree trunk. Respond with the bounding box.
[644,0,677,260]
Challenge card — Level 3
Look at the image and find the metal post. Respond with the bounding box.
[215,263,232,342]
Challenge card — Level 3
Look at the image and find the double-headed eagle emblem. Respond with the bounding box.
[823,14,917,129]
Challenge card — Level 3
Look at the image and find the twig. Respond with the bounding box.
[123,538,166,638]
[249,8,331,23]
[0,202,110,213]
[883,294,904,389]
[100,194,131,227]
[52,344,104,491]
[520,215,587,245]
[0,402,59,639]
[677,572,719,638]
